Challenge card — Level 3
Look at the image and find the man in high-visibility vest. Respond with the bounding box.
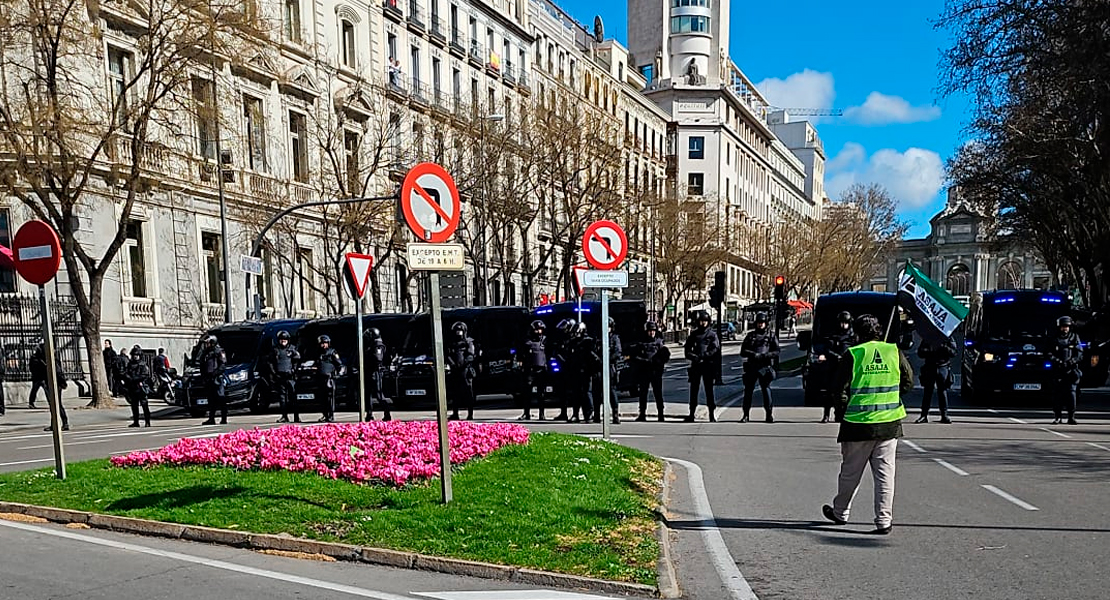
[821,314,914,535]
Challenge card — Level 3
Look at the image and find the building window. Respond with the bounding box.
[341,20,356,68]
[123,220,148,298]
[344,130,360,194]
[689,136,704,159]
[387,33,398,66]
[289,111,308,183]
[432,57,441,97]
[687,173,704,196]
[0,209,14,293]
[243,95,267,172]
[946,263,972,297]
[202,232,223,305]
[191,78,216,159]
[670,15,709,33]
[107,46,133,132]
[297,247,316,312]
[410,46,420,87]
[671,0,709,6]
[283,0,301,42]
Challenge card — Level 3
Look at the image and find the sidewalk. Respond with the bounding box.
[0,398,137,433]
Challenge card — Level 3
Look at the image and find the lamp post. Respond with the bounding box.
[477,112,503,306]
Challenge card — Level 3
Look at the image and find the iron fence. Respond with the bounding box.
[0,294,85,386]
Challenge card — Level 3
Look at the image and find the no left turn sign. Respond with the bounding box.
[401,162,461,243]
[582,220,628,270]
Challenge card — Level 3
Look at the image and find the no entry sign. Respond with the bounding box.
[582,220,628,270]
[13,220,62,286]
[401,163,461,243]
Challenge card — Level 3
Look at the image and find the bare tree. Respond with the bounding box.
[814,183,907,292]
[650,188,730,318]
[0,0,263,406]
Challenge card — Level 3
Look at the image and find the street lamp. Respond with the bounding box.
[478,112,503,306]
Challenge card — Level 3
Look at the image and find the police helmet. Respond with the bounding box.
[608,317,616,328]
[755,312,768,324]
[556,318,577,335]
[366,327,382,340]
[853,315,883,342]
[837,311,853,324]
[317,335,331,345]
[203,334,217,345]
[1058,316,1073,327]
[276,330,291,341]
[575,321,589,336]
[645,321,659,332]
[130,346,142,358]
[452,322,468,335]
[696,311,711,322]
[531,319,546,331]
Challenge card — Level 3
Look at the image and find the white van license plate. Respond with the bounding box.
[406,389,427,396]
[194,398,208,406]
[1014,383,1041,391]
[296,393,314,400]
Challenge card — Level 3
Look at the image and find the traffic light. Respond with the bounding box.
[709,270,726,309]
[774,275,785,302]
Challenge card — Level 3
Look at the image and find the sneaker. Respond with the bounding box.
[517,413,531,421]
[739,415,749,423]
[128,422,140,428]
[62,424,69,431]
[1051,418,1062,425]
[871,525,893,535]
[822,504,847,525]
[914,415,929,424]
[276,416,290,423]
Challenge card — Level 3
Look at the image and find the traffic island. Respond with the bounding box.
[0,426,664,595]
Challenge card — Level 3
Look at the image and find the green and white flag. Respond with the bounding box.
[898,260,969,340]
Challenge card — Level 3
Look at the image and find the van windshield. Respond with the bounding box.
[982,302,1066,340]
[193,331,262,366]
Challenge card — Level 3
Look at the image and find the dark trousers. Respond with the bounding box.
[742,369,774,417]
[638,369,664,417]
[127,389,151,425]
[448,372,474,418]
[522,367,548,418]
[592,371,618,422]
[29,379,46,406]
[688,367,716,414]
[204,380,227,423]
[1055,370,1079,419]
[271,374,298,421]
[0,382,5,415]
[920,366,950,417]
[365,369,390,420]
[568,377,592,420]
[318,375,336,420]
[36,379,68,426]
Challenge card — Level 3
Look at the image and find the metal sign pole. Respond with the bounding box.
[356,295,367,422]
[429,271,453,504]
[39,285,65,480]
[601,289,610,441]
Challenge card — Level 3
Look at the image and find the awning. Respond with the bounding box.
[788,300,813,310]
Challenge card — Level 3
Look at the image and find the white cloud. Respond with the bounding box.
[844,92,941,125]
[755,70,835,111]
[825,144,946,209]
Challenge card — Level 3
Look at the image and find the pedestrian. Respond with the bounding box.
[818,311,856,423]
[103,339,120,397]
[915,335,957,424]
[123,346,152,427]
[33,344,69,431]
[822,314,914,535]
[364,327,391,421]
[740,312,780,423]
[683,311,719,422]
[518,319,549,421]
[266,330,301,423]
[0,351,8,417]
[156,347,171,373]
[198,335,228,425]
[634,321,669,421]
[446,322,476,421]
[314,334,343,423]
[1050,316,1082,425]
[591,317,622,424]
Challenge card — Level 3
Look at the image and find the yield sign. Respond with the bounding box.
[572,265,589,297]
[345,252,374,299]
[400,162,461,243]
[582,220,628,270]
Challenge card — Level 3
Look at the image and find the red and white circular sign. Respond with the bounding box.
[12,220,62,286]
[400,163,461,243]
[581,220,628,270]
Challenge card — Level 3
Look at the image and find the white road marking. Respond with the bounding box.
[987,409,999,414]
[1086,443,1110,452]
[902,440,927,454]
[0,458,54,467]
[933,459,969,476]
[981,485,1039,511]
[1038,428,1072,439]
[415,592,620,599]
[1008,417,1028,425]
[664,457,758,600]
[0,519,416,600]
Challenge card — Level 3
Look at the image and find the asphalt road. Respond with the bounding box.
[3,337,1110,599]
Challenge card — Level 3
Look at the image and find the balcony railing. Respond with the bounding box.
[430,17,446,42]
[503,61,516,83]
[518,71,530,89]
[449,28,465,54]
[386,67,409,96]
[382,0,402,20]
[122,297,162,326]
[410,78,429,105]
[469,40,484,63]
[407,2,425,30]
[203,303,225,325]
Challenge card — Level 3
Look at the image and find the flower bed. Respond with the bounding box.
[110,421,530,487]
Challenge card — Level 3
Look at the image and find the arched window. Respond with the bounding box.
[997,261,1023,290]
[946,263,972,296]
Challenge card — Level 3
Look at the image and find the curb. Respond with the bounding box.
[655,461,681,598]
[0,501,659,598]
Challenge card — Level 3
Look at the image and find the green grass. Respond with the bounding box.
[0,433,662,585]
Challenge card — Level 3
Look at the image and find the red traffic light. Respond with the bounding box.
[775,275,785,286]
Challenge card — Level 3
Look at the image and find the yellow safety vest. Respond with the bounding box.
[845,341,906,424]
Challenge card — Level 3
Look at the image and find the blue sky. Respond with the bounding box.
[556,0,969,238]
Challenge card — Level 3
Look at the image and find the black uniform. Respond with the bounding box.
[265,343,301,423]
[917,337,957,422]
[818,328,857,421]
[32,346,68,429]
[591,331,622,424]
[103,345,120,397]
[567,332,600,422]
[315,347,343,422]
[1051,330,1083,423]
[364,335,390,421]
[550,332,573,421]
[741,327,780,422]
[634,335,669,421]
[113,351,129,399]
[520,331,549,420]
[199,343,228,424]
[684,324,720,421]
[446,334,477,420]
[123,355,152,427]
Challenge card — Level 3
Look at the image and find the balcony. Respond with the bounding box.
[502,61,516,86]
[385,67,409,99]
[410,78,430,107]
[449,28,466,57]
[382,0,402,21]
[122,297,162,326]
[245,171,282,204]
[433,89,452,114]
[406,1,425,32]
[468,40,484,66]
[203,303,225,325]
[429,17,446,45]
[290,182,314,204]
[518,71,530,91]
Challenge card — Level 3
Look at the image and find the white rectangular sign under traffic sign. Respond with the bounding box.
[408,243,466,271]
[583,270,628,288]
[240,255,263,275]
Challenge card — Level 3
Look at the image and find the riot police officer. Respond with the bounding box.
[591,317,622,424]
[741,312,780,423]
[567,321,600,422]
[199,335,228,425]
[551,319,577,421]
[634,321,669,422]
[447,322,477,421]
[519,320,549,421]
[819,311,857,423]
[915,335,957,424]
[314,335,343,423]
[684,311,720,422]
[364,327,391,421]
[266,330,301,423]
[1051,316,1082,425]
[123,346,152,428]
